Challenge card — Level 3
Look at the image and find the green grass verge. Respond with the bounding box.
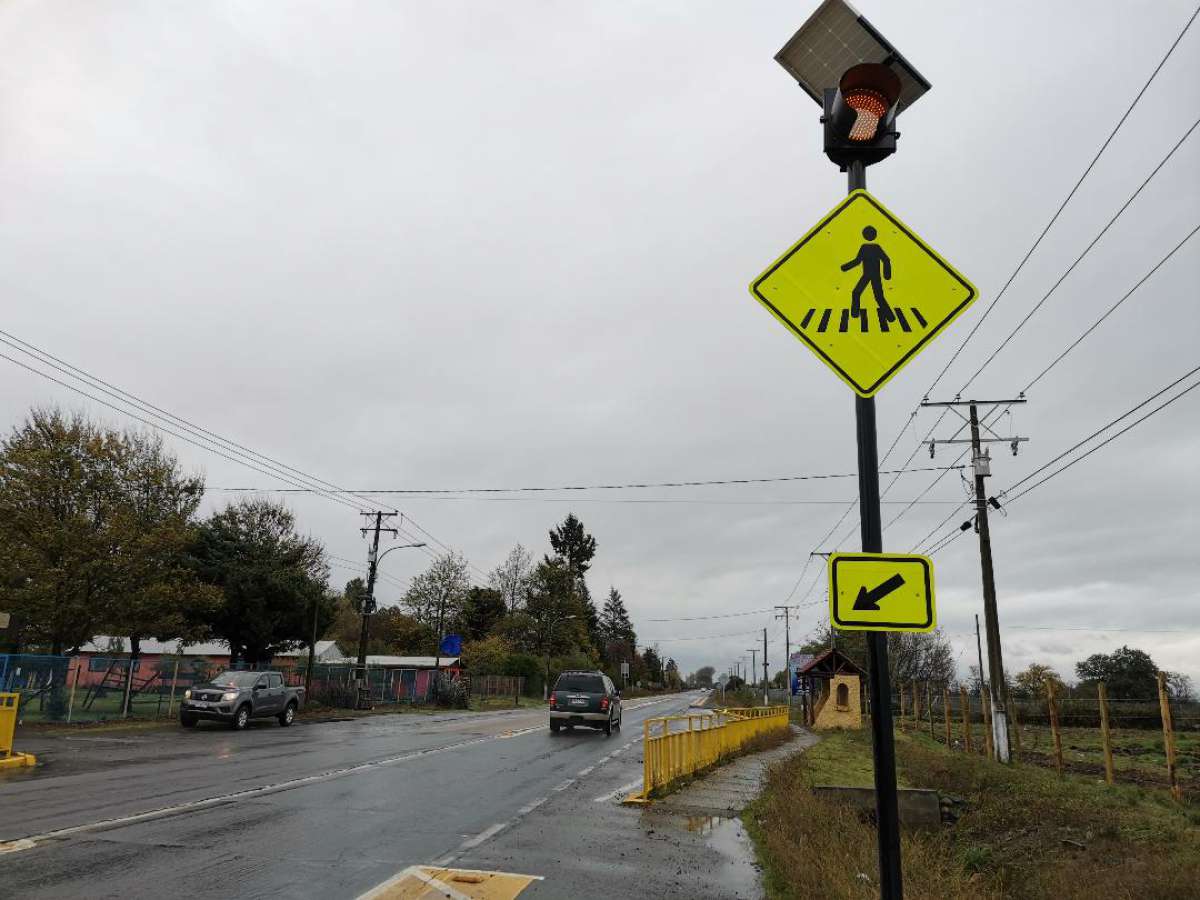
[745,729,1200,899]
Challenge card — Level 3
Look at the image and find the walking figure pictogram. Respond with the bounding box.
[841,226,895,322]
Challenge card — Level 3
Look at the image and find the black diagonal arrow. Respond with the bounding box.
[853,573,906,611]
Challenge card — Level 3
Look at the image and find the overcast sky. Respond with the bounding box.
[2,1,1198,685]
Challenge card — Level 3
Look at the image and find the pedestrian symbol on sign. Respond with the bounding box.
[841,225,894,322]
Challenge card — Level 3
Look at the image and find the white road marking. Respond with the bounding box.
[592,778,644,803]
[432,854,457,867]
[516,796,548,816]
[459,822,507,850]
[551,778,575,792]
[576,766,594,777]
[1,724,546,850]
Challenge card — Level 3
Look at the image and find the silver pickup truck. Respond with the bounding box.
[180,670,305,730]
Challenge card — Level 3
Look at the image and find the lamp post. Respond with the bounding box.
[771,3,932,897]
[542,613,577,700]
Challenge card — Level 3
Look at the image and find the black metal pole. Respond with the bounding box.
[849,159,904,899]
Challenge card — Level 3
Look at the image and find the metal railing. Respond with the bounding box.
[627,705,790,803]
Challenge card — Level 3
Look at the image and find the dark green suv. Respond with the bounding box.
[549,670,622,735]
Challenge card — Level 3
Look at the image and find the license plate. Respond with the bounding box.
[570,698,587,706]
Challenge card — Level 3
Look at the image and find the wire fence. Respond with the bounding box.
[889,680,1198,798]
[2,652,522,721]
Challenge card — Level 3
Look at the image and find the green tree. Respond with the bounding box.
[191,498,329,666]
[106,430,220,663]
[1012,662,1066,698]
[547,513,600,651]
[1075,646,1159,698]
[642,645,663,685]
[599,586,636,667]
[461,586,506,640]
[694,665,716,688]
[0,408,124,653]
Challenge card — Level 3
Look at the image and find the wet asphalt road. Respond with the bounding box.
[0,694,702,899]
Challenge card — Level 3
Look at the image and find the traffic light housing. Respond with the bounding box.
[823,63,902,169]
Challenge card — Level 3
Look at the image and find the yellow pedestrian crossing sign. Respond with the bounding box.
[829,553,936,632]
[750,191,976,397]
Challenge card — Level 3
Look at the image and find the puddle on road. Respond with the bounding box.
[685,815,724,835]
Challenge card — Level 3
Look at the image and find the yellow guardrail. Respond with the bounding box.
[625,705,790,803]
[0,692,37,769]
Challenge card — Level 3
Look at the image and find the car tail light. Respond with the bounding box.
[600,697,609,711]
[549,693,556,708]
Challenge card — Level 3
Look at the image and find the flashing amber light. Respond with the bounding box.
[844,88,890,142]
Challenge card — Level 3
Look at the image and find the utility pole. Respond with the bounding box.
[775,605,792,704]
[758,628,768,710]
[746,648,758,693]
[356,511,398,709]
[924,398,1027,763]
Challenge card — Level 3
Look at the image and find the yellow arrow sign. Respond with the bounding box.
[750,191,976,397]
[828,553,936,632]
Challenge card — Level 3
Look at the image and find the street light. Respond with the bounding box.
[543,614,578,700]
[355,541,427,707]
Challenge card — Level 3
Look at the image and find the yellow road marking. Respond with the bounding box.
[358,865,541,900]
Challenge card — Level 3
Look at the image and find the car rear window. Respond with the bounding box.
[555,674,604,693]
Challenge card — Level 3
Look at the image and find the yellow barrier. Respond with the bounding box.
[624,705,789,803]
[0,692,37,770]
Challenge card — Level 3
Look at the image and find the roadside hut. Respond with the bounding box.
[795,648,864,730]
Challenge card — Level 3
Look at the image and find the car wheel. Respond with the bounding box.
[278,702,297,727]
[550,721,561,733]
[614,713,622,731]
[180,714,197,728]
[231,705,250,730]
[603,717,612,737]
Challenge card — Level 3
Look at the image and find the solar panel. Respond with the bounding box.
[775,0,931,114]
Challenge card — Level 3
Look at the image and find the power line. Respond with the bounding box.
[0,332,487,584]
[921,364,1200,552]
[1022,224,1200,393]
[0,349,373,515]
[1004,370,1200,504]
[208,466,962,495]
[645,608,774,622]
[0,330,380,515]
[960,118,1200,392]
[923,1,1200,398]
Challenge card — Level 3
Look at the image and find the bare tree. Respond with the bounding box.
[490,543,533,614]
[403,551,471,636]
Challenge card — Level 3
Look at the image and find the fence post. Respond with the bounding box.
[912,680,920,725]
[926,681,934,739]
[899,683,906,726]
[960,685,972,754]
[1098,682,1114,785]
[942,685,952,747]
[1047,681,1063,776]
[1006,687,1021,757]
[982,688,994,761]
[67,664,80,724]
[1156,672,1182,802]
[122,658,135,719]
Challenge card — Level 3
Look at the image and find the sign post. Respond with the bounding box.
[752,6,977,895]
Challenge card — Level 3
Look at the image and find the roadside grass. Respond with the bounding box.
[745,729,1200,899]
[469,696,544,711]
[896,716,1199,792]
